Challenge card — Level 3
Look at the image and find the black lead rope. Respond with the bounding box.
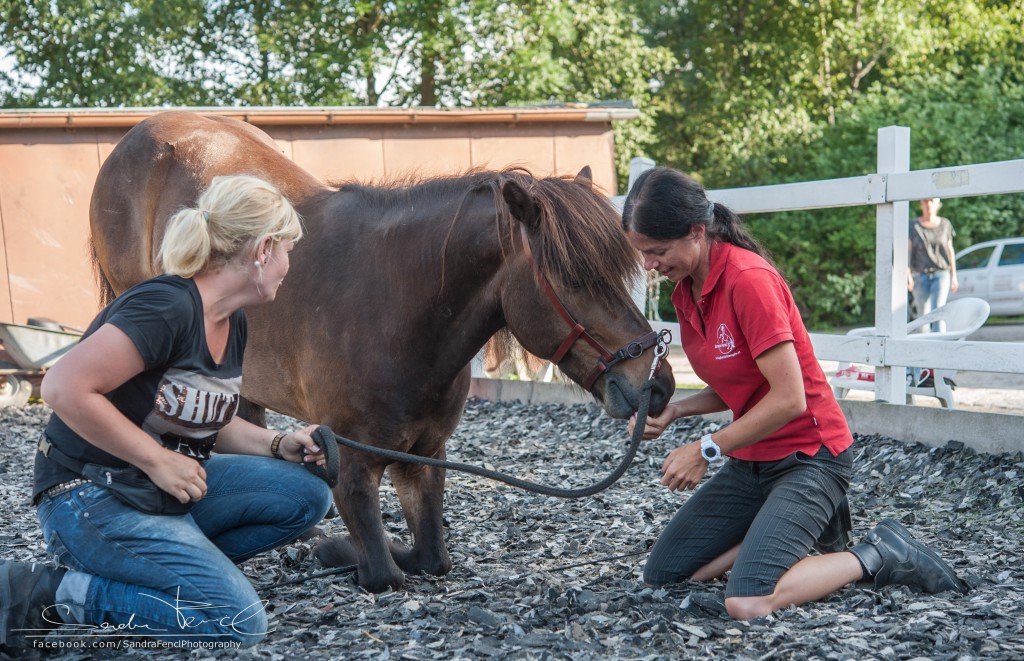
[271,346,668,591]
[310,379,655,499]
[302,332,670,498]
[258,384,655,592]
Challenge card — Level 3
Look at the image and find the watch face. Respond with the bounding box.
[704,446,719,459]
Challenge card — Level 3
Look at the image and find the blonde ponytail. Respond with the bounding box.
[160,208,214,278]
[159,175,303,277]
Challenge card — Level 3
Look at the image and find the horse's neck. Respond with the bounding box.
[315,183,510,347]
[384,191,512,384]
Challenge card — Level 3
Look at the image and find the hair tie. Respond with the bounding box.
[201,209,211,223]
[705,198,715,221]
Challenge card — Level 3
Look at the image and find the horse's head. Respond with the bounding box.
[493,168,675,419]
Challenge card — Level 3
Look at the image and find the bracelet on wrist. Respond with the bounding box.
[270,432,287,460]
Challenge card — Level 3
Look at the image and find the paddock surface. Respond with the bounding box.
[1,401,1022,660]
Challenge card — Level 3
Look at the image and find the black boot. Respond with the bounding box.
[0,560,67,655]
[849,518,969,594]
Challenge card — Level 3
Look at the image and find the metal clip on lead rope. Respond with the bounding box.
[648,329,672,381]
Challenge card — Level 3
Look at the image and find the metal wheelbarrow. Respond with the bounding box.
[0,318,82,407]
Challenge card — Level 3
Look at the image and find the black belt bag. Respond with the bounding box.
[39,437,193,516]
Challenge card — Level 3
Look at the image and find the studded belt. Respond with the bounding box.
[43,478,91,499]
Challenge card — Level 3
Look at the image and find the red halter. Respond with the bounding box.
[519,225,668,391]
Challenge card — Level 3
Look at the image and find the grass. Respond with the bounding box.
[986,315,1024,325]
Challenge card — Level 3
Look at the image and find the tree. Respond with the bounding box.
[464,0,674,186]
[639,0,1024,326]
[0,0,206,107]
[740,67,1024,328]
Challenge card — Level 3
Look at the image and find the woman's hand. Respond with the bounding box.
[277,424,326,466]
[143,450,208,504]
[628,401,680,440]
[661,441,708,492]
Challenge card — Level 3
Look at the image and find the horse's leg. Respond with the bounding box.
[236,397,267,428]
[316,459,406,592]
[387,449,453,577]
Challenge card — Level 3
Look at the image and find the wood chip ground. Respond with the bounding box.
[1,400,1021,660]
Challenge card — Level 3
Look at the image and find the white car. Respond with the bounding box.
[950,237,1024,316]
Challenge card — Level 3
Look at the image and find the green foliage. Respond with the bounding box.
[465,0,675,189]
[812,68,1024,247]
[0,0,206,106]
[747,209,877,327]
[638,0,1024,326]
[716,67,1024,327]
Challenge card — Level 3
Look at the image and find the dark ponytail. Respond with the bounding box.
[708,203,775,267]
[623,167,775,267]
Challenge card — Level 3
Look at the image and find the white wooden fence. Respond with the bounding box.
[615,126,1024,406]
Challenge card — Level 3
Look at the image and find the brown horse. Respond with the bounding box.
[89,111,675,592]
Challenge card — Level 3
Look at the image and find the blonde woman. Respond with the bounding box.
[1,175,333,652]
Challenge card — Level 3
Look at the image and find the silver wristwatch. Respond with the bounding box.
[700,433,724,463]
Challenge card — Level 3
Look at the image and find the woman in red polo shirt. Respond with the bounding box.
[624,167,967,620]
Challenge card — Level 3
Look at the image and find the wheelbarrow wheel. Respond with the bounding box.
[0,363,32,407]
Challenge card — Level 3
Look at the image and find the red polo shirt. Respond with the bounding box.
[671,242,853,461]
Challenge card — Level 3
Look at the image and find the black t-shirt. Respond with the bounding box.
[33,275,247,501]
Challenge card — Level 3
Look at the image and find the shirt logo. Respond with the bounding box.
[715,324,736,354]
[154,379,239,429]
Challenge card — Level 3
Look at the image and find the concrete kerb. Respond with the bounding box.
[468,378,1021,456]
[836,399,1023,455]
[468,377,592,408]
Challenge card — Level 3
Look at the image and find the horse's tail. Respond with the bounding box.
[89,240,117,308]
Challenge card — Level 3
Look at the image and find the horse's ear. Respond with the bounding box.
[574,166,593,189]
[501,180,541,229]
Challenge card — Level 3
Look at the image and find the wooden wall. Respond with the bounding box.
[0,109,620,328]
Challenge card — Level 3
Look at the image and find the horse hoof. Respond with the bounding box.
[357,567,406,593]
[315,536,358,567]
[387,540,453,576]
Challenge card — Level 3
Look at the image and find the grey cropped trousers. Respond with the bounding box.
[644,444,853,598]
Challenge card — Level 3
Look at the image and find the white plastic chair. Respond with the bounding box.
[830,297,991,409]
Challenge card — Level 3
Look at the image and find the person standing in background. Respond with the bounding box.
[909,197,958,332]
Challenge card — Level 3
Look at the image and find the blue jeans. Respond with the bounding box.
[36,455,332,647]
[912,270,951,332]
[644,445,852,598]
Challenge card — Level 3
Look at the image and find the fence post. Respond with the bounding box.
[627,157,656,313]
[874,127,911,403]
[628,156,656,193]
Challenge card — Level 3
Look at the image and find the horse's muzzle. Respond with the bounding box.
[600,367,674,419]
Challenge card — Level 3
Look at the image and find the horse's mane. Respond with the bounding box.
[332,169,496,211]
[488,169,641,309]
[333,168,641,308]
